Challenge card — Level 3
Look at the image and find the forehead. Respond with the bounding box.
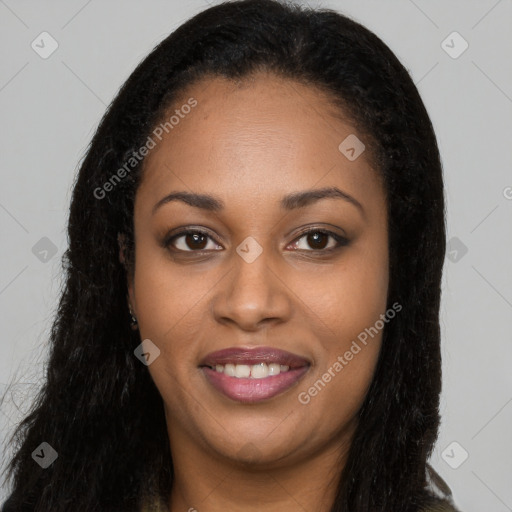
[136,72,383,214]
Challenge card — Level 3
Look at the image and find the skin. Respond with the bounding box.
[123,71,389,511]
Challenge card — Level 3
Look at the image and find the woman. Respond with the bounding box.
[1,0,460,510]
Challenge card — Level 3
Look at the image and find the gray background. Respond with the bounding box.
[1,0,511,510]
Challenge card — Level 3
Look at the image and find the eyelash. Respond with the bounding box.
[163,227,349,255]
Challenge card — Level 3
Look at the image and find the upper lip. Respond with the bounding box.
[200,346,310,369]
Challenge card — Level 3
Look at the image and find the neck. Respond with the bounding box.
[166,425,354,512]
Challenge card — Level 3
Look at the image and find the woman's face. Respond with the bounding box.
[127,72,389,470]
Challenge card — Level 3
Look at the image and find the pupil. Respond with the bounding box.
[308,232,327,249]
[187,233,207,250]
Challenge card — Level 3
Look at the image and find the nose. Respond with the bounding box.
[211,244,293,332]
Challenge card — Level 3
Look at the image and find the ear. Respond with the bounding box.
[117,233,136,308]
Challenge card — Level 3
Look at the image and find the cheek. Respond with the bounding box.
[295,263,388,431]
[305,240,389,345]
[131,221,209,321]
[134,272,210,368]
[130,238,207,364]
[295,240,388,410]
[296,341,381,442]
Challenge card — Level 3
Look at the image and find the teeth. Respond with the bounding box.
[211,362,291,378]
[251,363,268,379]
[234,364,251,378]
[224,364,236,377]
[268,363,281,376]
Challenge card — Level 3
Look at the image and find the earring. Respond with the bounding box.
[128,304,138,330]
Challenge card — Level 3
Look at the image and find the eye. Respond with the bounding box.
[288,229,349,252]
[164,229,222,252]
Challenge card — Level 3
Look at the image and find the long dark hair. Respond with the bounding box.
[1,1,448,510]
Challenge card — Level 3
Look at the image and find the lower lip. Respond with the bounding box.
[201,366,310,403]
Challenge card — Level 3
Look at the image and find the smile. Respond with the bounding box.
[199,346,310,403]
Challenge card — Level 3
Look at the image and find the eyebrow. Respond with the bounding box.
[151,186,365,217]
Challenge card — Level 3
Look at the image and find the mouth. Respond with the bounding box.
[199,346,311,403]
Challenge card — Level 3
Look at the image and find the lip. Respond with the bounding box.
[199,346,311,403]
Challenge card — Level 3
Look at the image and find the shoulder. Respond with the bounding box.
[422,464,462,512]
